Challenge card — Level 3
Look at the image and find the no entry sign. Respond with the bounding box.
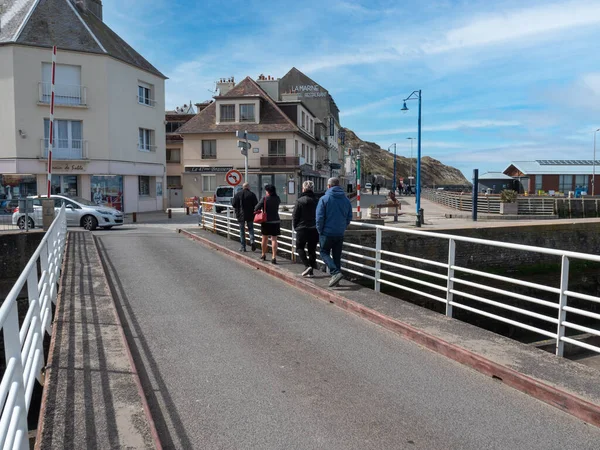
[225,169,242,186]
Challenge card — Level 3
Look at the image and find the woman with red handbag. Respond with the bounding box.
[254,184,281,264]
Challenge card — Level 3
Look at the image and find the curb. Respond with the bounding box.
[178,228,600,428]
[35,232,71,450]
[92,234,163,450]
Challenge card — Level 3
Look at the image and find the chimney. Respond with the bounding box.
[216,77,235,96]
[72,0,103,21]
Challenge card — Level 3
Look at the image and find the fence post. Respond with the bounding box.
[3,304,29,447]
[26,270,45,384]
[556,255,569,357]
[291,230,297,263]
[201,203,205,229]
[446,239,455,317]
[226,208,231,240]
[374,227,382,292]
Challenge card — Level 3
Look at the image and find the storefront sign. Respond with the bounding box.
[185,166,233,173]
[52,163,88,172]
[291,85,328,98]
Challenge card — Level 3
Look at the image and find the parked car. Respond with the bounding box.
[213,185,242,213]
[365,182,372,191]
[12,195,123,230]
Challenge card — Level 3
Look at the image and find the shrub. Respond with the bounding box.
[500,189,518,203]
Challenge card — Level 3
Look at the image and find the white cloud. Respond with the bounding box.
[359,120,521,136]
[340,95,405,117]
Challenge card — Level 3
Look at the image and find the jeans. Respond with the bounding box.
[319,235,344,275]
[296,228,318,268]
[239,220,255,248]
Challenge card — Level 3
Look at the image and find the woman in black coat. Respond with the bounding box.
[254,184,281,263]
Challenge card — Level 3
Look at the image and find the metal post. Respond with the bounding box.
[416,90,422,227]
[472,169,479,222]
[392,143,397,193]
[593,129,599,196]
[446,239,455,317]
[556,255,569,356]
[291,230,297,263]
[226,207,231,240]
[245,131,249,182]
[356,149,362,219]
[374,227,382,292]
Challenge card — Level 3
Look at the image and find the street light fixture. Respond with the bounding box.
[402,90,423,227]
[594,128,600,196]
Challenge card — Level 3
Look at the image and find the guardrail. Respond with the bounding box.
[199,201,600,359]
[0,206,67,449]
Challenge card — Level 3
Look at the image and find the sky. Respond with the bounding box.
[103,0,600,179]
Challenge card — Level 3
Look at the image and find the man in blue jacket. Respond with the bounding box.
[316,177,353,287]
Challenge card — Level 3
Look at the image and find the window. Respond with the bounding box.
[559,175,573,192]
[301,143,305,157]
[166,148,180,163]
[167,176,181,187]
[269,139,286,156]
[42,63,82,105]
[138,128,154,151]
[138,82,154,106]
[202,140,217,159]
[220,104,235,122]
[301,111,305,128]
[166,121,185,133]
[240,104,255,122]
[139,176,150,196]
[44,119,83,159]
[575,175,587,188]
[535,175,543,192]
[202,175,216,192]
[310,119,313,134]
[295,140,299,156]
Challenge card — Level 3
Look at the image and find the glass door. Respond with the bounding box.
[51,175,78,196]
[258,174,274,200]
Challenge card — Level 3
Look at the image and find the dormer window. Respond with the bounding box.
[220,104,235,122]
[240,104,255,122]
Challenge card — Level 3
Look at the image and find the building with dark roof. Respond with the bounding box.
[0,0,167,213]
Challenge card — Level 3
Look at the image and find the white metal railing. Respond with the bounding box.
[138,144,157,152]
[39,82,87,106]
[199,201,600,358]
[0,205,67,449]
[137,96,157,107]
[41,139,88,160]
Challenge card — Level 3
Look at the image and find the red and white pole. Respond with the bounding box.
[47,46,57,198]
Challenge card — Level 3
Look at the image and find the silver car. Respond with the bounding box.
[12,195,124,230]
[214,185,241,213]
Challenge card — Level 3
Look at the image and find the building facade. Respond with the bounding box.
[178,77,320,204]
[504,160,600,195]
[0,0,166,213]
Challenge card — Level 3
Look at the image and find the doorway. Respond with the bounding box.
[51,175,78,196]
[258,174,274,199]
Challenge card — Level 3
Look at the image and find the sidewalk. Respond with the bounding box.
[179,226,600,427]
[37,231,160,449]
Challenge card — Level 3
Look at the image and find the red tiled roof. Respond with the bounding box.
[178,77,299,134]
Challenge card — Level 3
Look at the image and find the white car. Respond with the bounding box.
[365,182,372,191]
[12,195,123,230]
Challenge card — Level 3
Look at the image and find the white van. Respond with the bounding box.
[213,185,242,213]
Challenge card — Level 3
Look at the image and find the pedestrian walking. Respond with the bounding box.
[293,181,318,278]
[371,183,375,195]
[398,182,403,196]
[231,182,258,252]
[316,177,353,287]
[376,183,381,195]
[254,184,281,264]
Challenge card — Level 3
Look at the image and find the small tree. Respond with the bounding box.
[500,189,518,203]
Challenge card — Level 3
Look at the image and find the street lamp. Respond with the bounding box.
[406,137,415,187]
[388,143,397,192]
[402,90,423,227]
[594,128,600,196]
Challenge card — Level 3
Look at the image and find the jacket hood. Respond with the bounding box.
[326,186,347,198]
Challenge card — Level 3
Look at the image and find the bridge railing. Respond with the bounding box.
[0,205,67,450]
[199,201,600,358]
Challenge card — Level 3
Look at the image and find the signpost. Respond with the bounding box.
[236,130,259,181]
[225,169,242,187]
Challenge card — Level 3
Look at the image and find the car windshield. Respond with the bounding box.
[67,196,98,206]
[216,187,234,197]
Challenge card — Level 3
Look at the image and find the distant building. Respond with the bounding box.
[478,172,518,194]
[503,160,600,195]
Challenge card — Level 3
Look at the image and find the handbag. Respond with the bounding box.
[254,197,267,224]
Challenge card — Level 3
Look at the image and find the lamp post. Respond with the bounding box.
[389,143,398,222]
[401,91,422,227]
[594,128,600,196]
[406,137,415,188]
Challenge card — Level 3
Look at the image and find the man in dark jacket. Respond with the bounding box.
[231,183,258,252]
[293,180,318,278]
[316,177,353,287]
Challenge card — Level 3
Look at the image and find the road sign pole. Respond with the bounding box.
[245,131,249,182]
[357,150,361,219]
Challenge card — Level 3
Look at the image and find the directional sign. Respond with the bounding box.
[330,163,342,170]
[237,140,251,150]
[235,130,259,142]
[225,169,242,187]
[240,149,248,156]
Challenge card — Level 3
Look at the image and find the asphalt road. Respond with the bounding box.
[95,226,600,449]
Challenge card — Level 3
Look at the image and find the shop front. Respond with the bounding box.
[91,175,124,211]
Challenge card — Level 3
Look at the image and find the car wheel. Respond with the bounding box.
[82,215,98,231]
[17,216,35,230]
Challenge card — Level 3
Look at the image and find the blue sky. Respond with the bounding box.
[104,0,600,178]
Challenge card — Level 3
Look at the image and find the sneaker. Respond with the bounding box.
[251,241,256,252]
[301,267,313,277]
[328,272,343,287]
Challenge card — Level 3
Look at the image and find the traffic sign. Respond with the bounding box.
[235,130,259,142]
[237,140,251,150]
[240,149,248,156]
[330,163,342,170]
[225,169,242,186]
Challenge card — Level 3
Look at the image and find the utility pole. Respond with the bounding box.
[356,148,362,219]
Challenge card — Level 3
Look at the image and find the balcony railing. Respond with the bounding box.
[137,96,157,107]
[41,139,88,160]
[39,82,87,106]
[138,143,157,152]
[260,156,302,167]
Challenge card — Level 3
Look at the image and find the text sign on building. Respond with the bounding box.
[184,166,233,173]
[291,85,328,98]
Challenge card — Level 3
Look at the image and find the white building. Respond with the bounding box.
[0,0,166,212]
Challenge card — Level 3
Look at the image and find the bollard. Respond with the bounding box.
[186,207,190,215]
[168,209,172,219]
[132,212,137,223]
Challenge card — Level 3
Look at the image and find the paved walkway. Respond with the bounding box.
[38,231,158,449]
[89,225,600,449]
